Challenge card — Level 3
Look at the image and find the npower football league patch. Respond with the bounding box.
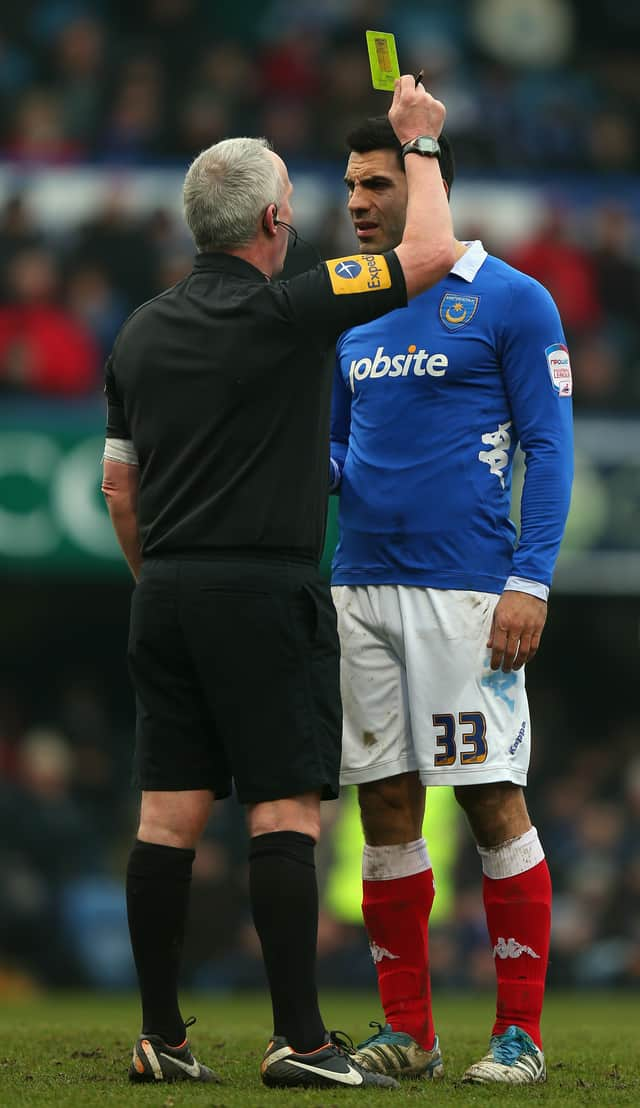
[545,342,572,396]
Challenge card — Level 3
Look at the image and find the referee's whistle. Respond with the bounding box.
[414,69,425,88]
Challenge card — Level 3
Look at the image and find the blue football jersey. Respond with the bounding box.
[330,241,574,593]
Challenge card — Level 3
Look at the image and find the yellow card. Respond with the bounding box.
[366,30,400,91]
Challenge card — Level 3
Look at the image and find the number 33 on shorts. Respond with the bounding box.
[432,712,487,766]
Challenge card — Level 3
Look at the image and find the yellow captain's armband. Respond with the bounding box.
[325,254,392,295]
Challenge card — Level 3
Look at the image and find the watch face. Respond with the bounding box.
[404,136,439,156]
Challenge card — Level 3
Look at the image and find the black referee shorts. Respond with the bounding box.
[127,556,342,804]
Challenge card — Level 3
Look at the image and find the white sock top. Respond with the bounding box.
[477,826,545,880]
[362,838,431,881]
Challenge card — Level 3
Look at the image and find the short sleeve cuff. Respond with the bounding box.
[103,437,139,466]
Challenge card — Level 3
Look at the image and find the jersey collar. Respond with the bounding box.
[192,252,268,282]
[450,240,487,283]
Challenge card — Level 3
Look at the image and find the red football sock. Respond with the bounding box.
[480,829,551,1050]
[361,840,435,1050]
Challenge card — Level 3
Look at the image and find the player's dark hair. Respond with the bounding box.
[346,115,455,195]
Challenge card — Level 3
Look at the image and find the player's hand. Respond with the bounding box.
[487,591,547,673]
[388,74,445,145]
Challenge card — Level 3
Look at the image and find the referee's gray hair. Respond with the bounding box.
[183,137,283,252]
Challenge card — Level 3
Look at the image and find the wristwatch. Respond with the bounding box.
[401,136,441,158]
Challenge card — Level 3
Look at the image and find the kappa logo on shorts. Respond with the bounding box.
[509,720,527,755]
[439,293,479,331]
[326,254,391,295]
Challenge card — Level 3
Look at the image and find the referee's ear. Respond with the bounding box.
[263,204,278,235]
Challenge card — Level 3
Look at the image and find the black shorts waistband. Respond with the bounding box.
[143,548,317,568]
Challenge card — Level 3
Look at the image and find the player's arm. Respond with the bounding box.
[102,354,142,580]
[329,343,352,492]
[489,280,574,672]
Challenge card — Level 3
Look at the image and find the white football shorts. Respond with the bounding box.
[332,584,531,788]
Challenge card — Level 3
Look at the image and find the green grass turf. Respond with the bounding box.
[0,991,638,1106]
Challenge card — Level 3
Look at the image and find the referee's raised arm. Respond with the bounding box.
[388,75,456,298]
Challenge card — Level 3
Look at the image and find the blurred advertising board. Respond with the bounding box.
[0,404,638,592]
[0,402,120,575]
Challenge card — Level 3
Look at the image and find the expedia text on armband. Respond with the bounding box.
[362,254,384,288]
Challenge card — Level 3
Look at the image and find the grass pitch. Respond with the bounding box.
[0,990,638,1106]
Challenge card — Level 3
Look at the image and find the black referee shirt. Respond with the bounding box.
[105,250,406,563]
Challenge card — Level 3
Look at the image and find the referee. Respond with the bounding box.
[102,75,455,1091]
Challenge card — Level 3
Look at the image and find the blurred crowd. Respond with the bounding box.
[0,1,639,406]
[1,1,638,170]
[0,190,190,394]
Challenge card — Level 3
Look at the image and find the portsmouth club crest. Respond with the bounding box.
[439,293,479,331]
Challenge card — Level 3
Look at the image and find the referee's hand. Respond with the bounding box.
[389,74,446,146]
[487,591,547,673]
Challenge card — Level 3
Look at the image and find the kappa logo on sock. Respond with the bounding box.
[369,940,400,964]
[493,936,541,961]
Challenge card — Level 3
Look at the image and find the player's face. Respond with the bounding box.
[345,149,408,253]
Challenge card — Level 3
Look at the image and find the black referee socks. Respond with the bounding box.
[249,831,326,1054]
[126,838,195,1045]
